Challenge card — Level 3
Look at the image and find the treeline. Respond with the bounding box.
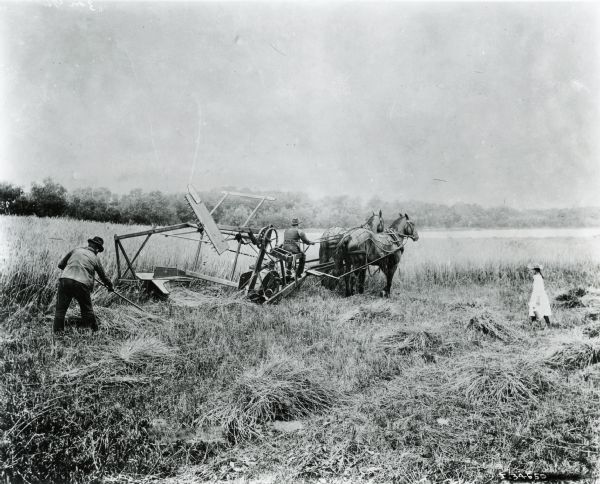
[2,178,600,229]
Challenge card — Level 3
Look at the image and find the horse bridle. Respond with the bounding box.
[384,218,415,250]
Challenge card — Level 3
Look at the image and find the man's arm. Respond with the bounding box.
[95,260,114,290]
[299,231,314,245]
[58,250,74,270]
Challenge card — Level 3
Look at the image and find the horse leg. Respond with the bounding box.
[381,260,399,298]
[333,252,347,296]
[357,252,367,294]
[357,268,366,294]
[345,254,355,297]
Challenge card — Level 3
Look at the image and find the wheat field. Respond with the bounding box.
[1,215,599,483]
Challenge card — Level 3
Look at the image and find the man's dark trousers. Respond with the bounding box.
[53,278,98,332]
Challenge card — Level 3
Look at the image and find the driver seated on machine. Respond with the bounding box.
[282,218,315,277]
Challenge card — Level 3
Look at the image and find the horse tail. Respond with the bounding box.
[318,230,328,263]
[318,241,327,264]
[334,233,351,260]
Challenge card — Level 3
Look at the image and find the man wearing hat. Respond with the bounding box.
[283,218,315,277]
[53,236,114,333]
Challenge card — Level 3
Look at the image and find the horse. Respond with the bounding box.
[318,211,384,289]
[333,213,418,298]
[319,211,383,263]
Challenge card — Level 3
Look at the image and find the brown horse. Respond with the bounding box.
[334,213,418,297]
[318,211,384,289]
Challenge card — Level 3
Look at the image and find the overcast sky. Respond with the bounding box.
[1,1,598,209]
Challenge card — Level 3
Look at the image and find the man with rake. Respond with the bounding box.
[53,236,114,334]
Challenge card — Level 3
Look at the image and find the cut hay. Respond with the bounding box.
[360,300,396,318]
[555,287,587,308]
[545,340,600,370]
[89,306,167,334]
[466,311,518,342]
[335,301,399,325]
[446,354,556,406]
[583,323,600,338]
[169,288,252,311]
[52,336,177,385]
[377,329,441,355]
[112,336,178,367]
[201,357,341,443]
[580,365,600,386]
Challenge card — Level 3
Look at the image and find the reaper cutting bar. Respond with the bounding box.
[113,185,278,299]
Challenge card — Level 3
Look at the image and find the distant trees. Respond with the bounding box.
[0,182,24,215]
[30,178,68,217]
[2,177,600,229]
[67,187,120,222]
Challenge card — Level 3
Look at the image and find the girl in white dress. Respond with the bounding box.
[528,264,552,327]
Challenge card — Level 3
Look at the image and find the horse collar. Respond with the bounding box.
[384,229,404,247]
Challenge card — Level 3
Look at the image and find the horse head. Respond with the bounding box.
[364,211,375,230]
[389,213,419,241]
[364,210,385,232]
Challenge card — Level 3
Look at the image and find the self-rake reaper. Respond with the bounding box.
[113,185,332,304]
[114,187,417,303]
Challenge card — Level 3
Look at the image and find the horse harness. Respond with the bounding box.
[367,229,408,255]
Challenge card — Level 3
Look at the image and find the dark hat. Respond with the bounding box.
[291,218,300,226]
[527,263,543,270]
[88,236,104,252]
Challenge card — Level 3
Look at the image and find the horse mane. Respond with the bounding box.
[389,213,406,231]
[376,209,384,233]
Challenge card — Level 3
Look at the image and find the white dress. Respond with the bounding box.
[529,273,552,317]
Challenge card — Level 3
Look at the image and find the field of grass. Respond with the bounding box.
[1,215,600,483]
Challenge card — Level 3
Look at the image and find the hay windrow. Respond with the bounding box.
[334,301,397,326]
[168,287,254,312]
[579,365,600,386]
[466,311,518,342]
[92,306,167,334]
[112,336,177,367]
[52,336,178,385]
[200,357,341,443]
[545,340,600,370]
[555,288,587,308]
[583,322,600,338]
[445,353,557,407]
[377,328,441,355]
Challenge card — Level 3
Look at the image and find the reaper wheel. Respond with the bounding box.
[260,270,282,299]
[257,226,278,252]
